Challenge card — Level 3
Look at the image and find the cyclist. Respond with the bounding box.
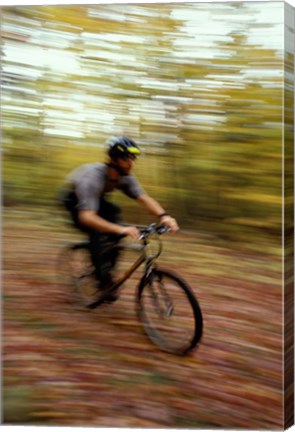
[61,136,179,302]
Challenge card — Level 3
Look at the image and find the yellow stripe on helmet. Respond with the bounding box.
[128,147,141,155]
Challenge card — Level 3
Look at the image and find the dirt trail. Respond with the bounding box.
[3,208,283,428]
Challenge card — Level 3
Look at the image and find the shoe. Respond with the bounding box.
[103,291,119,303]
[88,282,118,309]
[100,280,119,304]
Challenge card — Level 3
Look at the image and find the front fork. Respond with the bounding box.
[138,263,173,318]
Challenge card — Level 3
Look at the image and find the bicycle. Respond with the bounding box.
[57,223,203,355]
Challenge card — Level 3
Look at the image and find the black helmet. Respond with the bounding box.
[107,136,141,160]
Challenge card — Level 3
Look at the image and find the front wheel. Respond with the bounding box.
[137,269,203,355]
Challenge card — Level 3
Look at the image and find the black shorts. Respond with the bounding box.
[59,189,121,233]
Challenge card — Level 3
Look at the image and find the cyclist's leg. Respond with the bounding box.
[89,199,122,287]
[88,232,116,286]
[99,199,123,264]
[62,192,122,288]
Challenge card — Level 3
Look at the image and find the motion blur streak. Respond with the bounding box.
[2,2,294,430]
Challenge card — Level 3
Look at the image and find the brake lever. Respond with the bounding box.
[156,224,170,235]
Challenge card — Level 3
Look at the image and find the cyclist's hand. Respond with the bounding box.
[120,226,141,240]
[160,215,179,233]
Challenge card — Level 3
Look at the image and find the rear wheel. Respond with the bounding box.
[137,269,203,355]
[57,243,124,308]
[57,243,99,307]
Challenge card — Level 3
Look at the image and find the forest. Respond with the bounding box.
[2,2,293,243]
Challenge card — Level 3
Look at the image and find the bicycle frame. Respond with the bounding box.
[112,236,162,291]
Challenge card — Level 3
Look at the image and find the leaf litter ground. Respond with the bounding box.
[3,208,283,428]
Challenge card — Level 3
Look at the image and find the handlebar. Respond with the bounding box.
[139,223,170,240]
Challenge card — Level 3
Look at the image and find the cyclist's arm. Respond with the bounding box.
[78,210,139,239]
[76,174,140,238]
[136,194,179,232]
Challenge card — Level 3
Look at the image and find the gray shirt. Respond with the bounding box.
[66,163,144,212]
